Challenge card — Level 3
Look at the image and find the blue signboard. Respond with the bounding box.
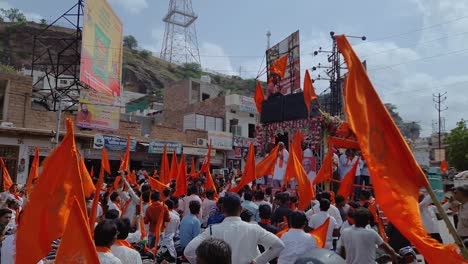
[93,134,137,151]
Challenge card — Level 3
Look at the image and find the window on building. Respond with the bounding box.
[59,79,68,85]
[249,113,255,118]
[215,117,224,132]
[0,80,7,121]
[248,124,256,138]
[202,93,210,101]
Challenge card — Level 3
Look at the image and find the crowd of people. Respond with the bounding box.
[0,145,466,264]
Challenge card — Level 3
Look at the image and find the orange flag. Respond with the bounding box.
[169,151,179,181]
[26,147,40,195]
[101,147,111,174]
[189,158,196,177]
[309,217,330,248]
[139,199,147,240]
[143,172,167,194]
[0,157,13,191]
[313,149,333,185]
[89,148,109,230]
[16,118,88,264]
[440,160,448,173]
[128,170,137,185]
[79,156,96,197]
[160,145,170,184]
[205,169,219,199]
[270,53,289,78]
[119,134,131,171]
[337,158,360,199]
[254,82,265,114]
[56,197,99,264]
[337,35,466,263]
[198,141,212,177]
[255,145,279,179]
[276,216,289,238]
[230,144,256,193]
[327,136,360,149]
[283,132,304,186]
[336,122,353,138]
[174,154,187,197]
[303,69,318,114]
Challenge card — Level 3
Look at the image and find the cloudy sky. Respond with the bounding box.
[5,0,468,136]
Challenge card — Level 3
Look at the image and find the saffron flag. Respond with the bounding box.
[309,217,330,248]
[313,149,333,185]
[303,69,318,114]
[205,169,219,199]
[79,156,96,197]
[336,122,353,138]
[255,145,279,179]
[26,147,40,195]
[440,160,448,173]
[0,157,13,191]
[276,216,289,238]
[254,82,265,114]
[140,199,147,240]
[174,154,187,197]
[230,144,256,193]
[283,132,304,186]
[55,198,99,264]
[198,141,212,176]
[337,158,360,199]
[101,147,111,174]
[89,148,109,230]
[169,151,179,181]
[336,35,466,263]
[189,158,197,177]
[160,145,170,184]
[128,170,137,185]
[327,136,360,149]
[16,118,88,264]
[143,172,167,194]
[119,134,131,171]
[270,53,289,78]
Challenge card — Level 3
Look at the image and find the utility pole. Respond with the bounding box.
[433,92,448,149]
[266,30,271,49]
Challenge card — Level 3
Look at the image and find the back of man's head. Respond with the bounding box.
[142,191,150,203]
[354,208,370,227]
[244,190,254,201]
[94,220,118,247]
[319,199,331,212]
[109,192,119,202]
[206,189,215,200]
[151,190,161,202]
[290,211,307,229]
[189,200,201,215]
[335,195,345,206]
[265,187,272,196]
[320,192,331,201]
[259,204,272,220]
[196,238,232,264]
[113,217,131,240]
[165,199,175,210]
[105,209,120,220]
[255,190,265,201]
[189,185,198,196]
[141,184,151,194]
[163,188,171,198]
[223,193,241,216]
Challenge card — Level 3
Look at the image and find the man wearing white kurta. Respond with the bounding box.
[273,142,289,187]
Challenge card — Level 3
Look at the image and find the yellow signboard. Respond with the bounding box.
[76,89,120,131]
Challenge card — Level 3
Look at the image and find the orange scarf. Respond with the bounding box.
[96,246,111,253]
[114,240,133,249]
[260,219,271,225]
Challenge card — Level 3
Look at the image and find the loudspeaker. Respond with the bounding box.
[282,92,308,121]
[260,95,283,123]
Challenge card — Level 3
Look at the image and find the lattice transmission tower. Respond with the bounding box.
[160,0,201,65]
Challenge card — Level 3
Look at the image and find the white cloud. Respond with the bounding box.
[141,27,164,55]
[109,0,148,14]
[199,42,236,76]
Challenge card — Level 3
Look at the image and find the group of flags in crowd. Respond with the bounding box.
[0,35,466,263]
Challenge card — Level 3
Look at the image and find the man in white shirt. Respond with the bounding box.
[454,185,468,239]
[108,192,122,217]
[254,190,273,209]
[278,211,317,264]
[94,220,123,264]
[111,218,142,264]
[241,190,260,222]
[338,208,400,264]
[307,199,339,250]
[338,150,358,180]
[273,142,289,187]
[159,199,180,262]
[201,189,217,227]
[419,193,443,243]
[118,173,141,221]
[306,192,343,228]
[184,192,285,264]
[179,185,203,220]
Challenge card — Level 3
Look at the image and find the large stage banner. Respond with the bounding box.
[81,0,123,96]
[76,89,120,131]
[266,31,300,95]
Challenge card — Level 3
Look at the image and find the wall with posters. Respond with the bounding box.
[76,89,120,131]
[266,30,300,95]
[80,0,123,96]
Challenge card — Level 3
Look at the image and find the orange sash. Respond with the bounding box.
[96,246,111,253]
[121,199,132,216]
[114,240,133,249]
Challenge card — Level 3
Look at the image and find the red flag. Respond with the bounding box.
[309,217,330,248]
[160,145,170,184]
[230,144,256,193]
[337,158,360,199]
[337,35,466,263]
[270,53,289,78]
[119,134,131,171]
[169,151,179,181]
[255,145,279,179]
[26,147,40,195]
[16,118,88,264]
[440,160,448,173]
[303,69,318,114]
[56,197,99,264]
[254,82,265,114]
[313,149,333,185]
[89,148,108,230]
[0,157,13,191]
[174,155,187,197]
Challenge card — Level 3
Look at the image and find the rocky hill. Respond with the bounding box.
[0,21,259,102]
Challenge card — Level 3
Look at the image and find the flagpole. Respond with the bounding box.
[425,185,468,259]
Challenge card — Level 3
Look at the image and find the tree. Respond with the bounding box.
[123,35,138,50]
[139,49,152,59]
[0,8,27,23]
[181,63,202,78]
[40,18,47,26]
[445,119,468,171]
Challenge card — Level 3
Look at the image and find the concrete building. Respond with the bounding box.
[412,137,430,167]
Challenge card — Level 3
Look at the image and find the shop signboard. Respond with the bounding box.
[148,141,182,154]
[93,134,136,151]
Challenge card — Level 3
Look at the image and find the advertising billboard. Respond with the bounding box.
[208,131,233,150]
[76,89,120,131]
[81,0,123,96]
[148,141,183,154]
[266,31,300,95]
